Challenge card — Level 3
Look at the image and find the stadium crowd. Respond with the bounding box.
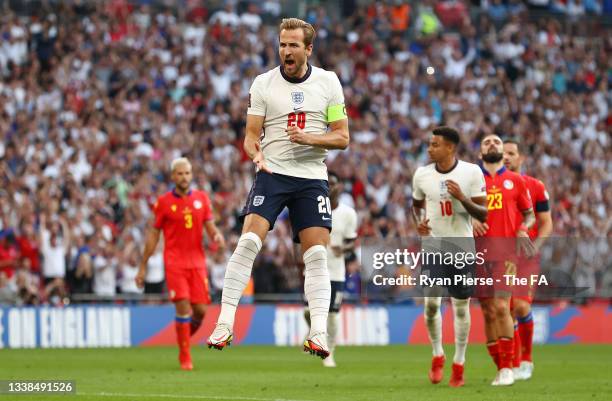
[0,1,610,305]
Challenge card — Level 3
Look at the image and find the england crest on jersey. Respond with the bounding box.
[291,91,304,105]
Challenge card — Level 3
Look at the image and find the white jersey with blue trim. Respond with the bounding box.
[247,64,346,180]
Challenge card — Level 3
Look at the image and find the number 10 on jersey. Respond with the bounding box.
[440,200,453,216]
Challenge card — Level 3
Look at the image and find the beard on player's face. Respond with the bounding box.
[175,179,191,192]
[282,55,305,75]
[482,150,504,163]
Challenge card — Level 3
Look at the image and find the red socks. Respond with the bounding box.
[487,342,500,370]
[175,317,191,358]
[513,324,522,368]
[518,311,534,362]
[498,337,514,370]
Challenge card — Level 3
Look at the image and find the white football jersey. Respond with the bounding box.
[327,203,358,282]
[412,160,486,238]
[247,64,346,180]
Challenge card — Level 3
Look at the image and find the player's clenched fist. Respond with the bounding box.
[286,125,313,145]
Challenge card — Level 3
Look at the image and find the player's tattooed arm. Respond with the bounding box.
[445,180,488,223]
[136,222,161,288]
[520,208,536,231]
[517,208,537,257]
[244,114,272,173]
[411,198,431,236]
[287,118,349,150]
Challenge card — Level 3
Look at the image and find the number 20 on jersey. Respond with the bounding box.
[287,112,306,129]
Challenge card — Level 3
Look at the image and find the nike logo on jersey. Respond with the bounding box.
[322,216,331,221]
[293,106,303,111]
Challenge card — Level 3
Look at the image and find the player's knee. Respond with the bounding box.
[241,215,269,240]
[453,300,469,319]
[424,300,440,319]
[481,302,496,322]
[192,304,206,320]
[514,300,530,318]
[494,300,510,319]
[236,232,263,253]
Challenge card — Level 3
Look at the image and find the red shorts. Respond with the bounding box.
[165,268,211,304]
[512,255,541,304]
[475,260,516,299]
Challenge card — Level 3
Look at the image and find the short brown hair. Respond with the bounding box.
[504,137,525,155]
[279,18,316,47]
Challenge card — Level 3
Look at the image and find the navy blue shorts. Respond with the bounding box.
[241,171,332,241]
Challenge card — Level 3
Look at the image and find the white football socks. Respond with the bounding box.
[452,297,471,365]
[424,296,444,356]
[327,311,339,353]
[303,245,331,335]
[218,232,262,327]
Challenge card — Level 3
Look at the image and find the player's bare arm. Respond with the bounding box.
[287,118,349,150]
[136,221,161,288]
[331,237,356,257]
[204,219,226,250]
[244,114,272,173]
[411,198,431,236]
[534,210,553,252]
[446,179,488,223]
[517,208,537,258]
[59,215,71,252]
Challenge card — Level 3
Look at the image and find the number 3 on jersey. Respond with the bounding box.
[184,213,193,229]
[288,112,306,129]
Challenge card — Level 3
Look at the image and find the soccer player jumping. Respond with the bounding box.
[207,18,349,359]
[412,127,488,387]
[137,158,225,370]
[503,138,553,380]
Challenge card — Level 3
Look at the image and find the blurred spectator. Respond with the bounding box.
[39,214,70,304]
[0,271,16,304]
[144,241,165,296]
[92,241,117,297]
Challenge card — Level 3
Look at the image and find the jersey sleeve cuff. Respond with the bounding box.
[247,110,266,116]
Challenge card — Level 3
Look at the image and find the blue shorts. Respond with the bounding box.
[241,171,332,241]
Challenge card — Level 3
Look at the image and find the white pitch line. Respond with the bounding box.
[80,392,316,401]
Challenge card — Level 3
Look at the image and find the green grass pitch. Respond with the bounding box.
[1,345,610,401]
